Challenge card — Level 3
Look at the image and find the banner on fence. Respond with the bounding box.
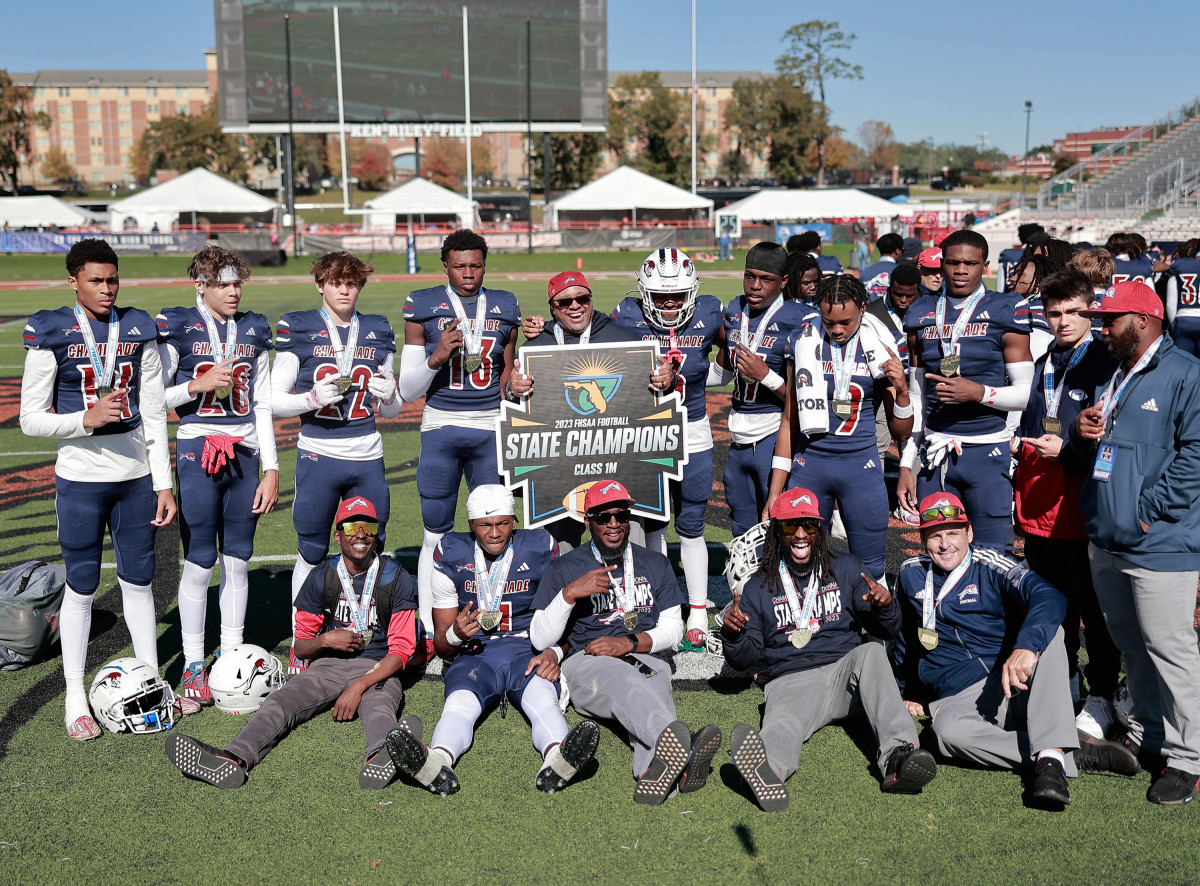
[0,232,208,254]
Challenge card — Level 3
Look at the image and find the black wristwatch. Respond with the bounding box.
[628,634,638,652]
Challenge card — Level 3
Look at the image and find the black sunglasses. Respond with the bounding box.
[552,293,592,310]
[587,508,631,525]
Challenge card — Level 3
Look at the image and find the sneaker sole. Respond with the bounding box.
[678,724,722,794]
[730,724,789,812]
[385,728,458,796]
[634,720,691,806]
[1076,736,1140,777]
[537,719,601,794]
[166,734,246,790]
[882,748,938,794]
[359,753,397,790]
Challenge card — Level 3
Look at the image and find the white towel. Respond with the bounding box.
[793,315,899,436]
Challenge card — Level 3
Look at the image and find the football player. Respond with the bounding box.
[1104,232,1155,287]
[1165,238,1200,357]
[860,233,905,303]
[157,246,279,704]
[20,238,192,740]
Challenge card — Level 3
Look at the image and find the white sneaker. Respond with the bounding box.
[1075,694,1114,740]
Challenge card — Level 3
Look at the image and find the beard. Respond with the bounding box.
[1109,324,1141,366]
[592,533,629,561]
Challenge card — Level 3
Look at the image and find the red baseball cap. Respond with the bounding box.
[917,492,969,529]
[917,247,943,269]
[584,479,634,514]
[335,496,378,524]
[547,271,591,302]
[770,488,822,521]
[1081,280,1164,320]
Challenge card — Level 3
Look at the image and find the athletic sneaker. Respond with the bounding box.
[880,743,938,794]
[678,723,722,794]
[1146,767,1199,806]
[730,723,789,812]
[66,714,102,742]
[385,726,458,797]
[166,734,247,790]
[1031,756,1071,808]
[1075,735,1139,777]
[359,750,396,791]
[180,661,213,706]
[536,719,600,794]
[1076,694,1114,741]
[167,688,202,718]
[676,628,707,653]
[633,720,691,805]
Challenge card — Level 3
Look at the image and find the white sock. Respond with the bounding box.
[1037,749,1066,765]
[679,535,710,627]
[291,554,321,632]
[520,676,569,757]
[119,578,158,669]
[429,689,481,763]
[418,529,445,636]
[645,527,668,557]
[178,560,214,664]
[219,554,250,652]
[60,585,94,725]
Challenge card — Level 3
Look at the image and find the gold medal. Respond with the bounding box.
[336,376,354,395]
[464,353,483,374]
[940,354,961,377]
[918,627,939,650]
[1042,416,1062,435]
[623,612,639,632]
[477,610,502,632]
[215,384,233,400]
[832,399,853,420]
[360,629,374,648]
[790,628,812,648]
[96,385,114,398]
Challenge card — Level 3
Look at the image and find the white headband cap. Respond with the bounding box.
[467,485,516,521]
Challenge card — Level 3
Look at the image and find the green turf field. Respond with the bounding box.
[0,251,1192,886]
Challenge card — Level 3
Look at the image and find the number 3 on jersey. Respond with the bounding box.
[314,363,373,420]
[449,335,498,390]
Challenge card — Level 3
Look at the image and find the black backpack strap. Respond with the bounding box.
[320,557,402,634]
[18,561,48,596]
[320,564,342,634]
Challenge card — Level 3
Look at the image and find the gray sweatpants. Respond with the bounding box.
[561,652,676,778]
[225,656,404,769]
[1089,544,1200,774]
[929,628,1079,776]
[760,643,917,781]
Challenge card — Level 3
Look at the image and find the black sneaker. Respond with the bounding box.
[166,734,247,790]
[1031,756,1071,808]
[730,723,789,812]
[1075,735,1139,777]
[1147,767,1199,806]
[634,720,691,805]
[385,726,459,797]
[536,719,600,794]
[880,743,938,794]
[678,723,723,794]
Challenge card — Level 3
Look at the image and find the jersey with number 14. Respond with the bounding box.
[722,297,817,415]
[402,286,521,412]
[609,294,722,423]
[155,306,272,428]
[434,528,557,635]
[274,309,396,441]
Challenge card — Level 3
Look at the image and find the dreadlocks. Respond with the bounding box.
[757,518,837,594]
[814,273,868,312]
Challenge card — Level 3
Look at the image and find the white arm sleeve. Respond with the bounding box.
[707,361,735,386]
[900,365,926,470]
[1167,277,1179,327]
[138,344,173,491]
[430,567,459,610]
[158,342,196,411]
[529,591,574,651]
[19,348,90,440]
[269,351,312,417]
[981,360,1035,412]
[398,344,437,403]
[375,351,404,419]
[1029,329,1054,364]
[252,350,279,471]
[646,605,684,653]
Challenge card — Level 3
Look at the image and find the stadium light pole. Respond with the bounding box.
[332,6,352,215]
[690,0,696,196]
[526,18,533,255]
[1020,100,1033,208]
[284,13,298,258]
[462,6,474,204]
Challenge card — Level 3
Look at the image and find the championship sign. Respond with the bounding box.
[497,342,689,527]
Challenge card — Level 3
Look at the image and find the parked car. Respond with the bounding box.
[930,178,955,191]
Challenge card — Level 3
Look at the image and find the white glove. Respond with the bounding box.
[304,377,344,410]
[367,372,398,404]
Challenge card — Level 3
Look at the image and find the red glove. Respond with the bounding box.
[200,435,244,475]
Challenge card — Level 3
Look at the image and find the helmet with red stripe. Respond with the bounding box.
[635,248,700,329]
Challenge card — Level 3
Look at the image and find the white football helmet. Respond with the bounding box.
[209,644,286,714]
[88,657,175,734]
[635,248,700,329]
[724,521,771,597]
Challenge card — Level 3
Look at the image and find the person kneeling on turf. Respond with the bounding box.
[721,489,935,812]
[385,485,599,796]
[166,496,417,790]
[892,493,1138,809]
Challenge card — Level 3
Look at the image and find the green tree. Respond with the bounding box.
[858,120,897,172]
[0,70,50,190]
[607,72,695,187]
[723,78,772,174]
[764,76,819,183]
[529,134,603,190]
[249,133,328,187]
[41,145,77,183]
[135,98,248,182]
[776,21,863,186]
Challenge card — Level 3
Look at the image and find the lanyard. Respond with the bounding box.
[1098,336,1163,426]
[736,295,784,367]
[935,284,987,357]
[73,303,119,388]
[591,543,636,614]
[319,307,359,377]
[778,562,820,630]
[472,541,515,613]
[1042,339,1090,419]
[921,548,973,630]
[829,330,862,401]
[554,321,590,345]
[195,294,236,365]
[445,284,487,358]
[335,555,380,633]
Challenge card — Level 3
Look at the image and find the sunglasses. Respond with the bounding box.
[552,293,592,310]
[920,505,965,523]
[587,508,631,525]
[778,517,822,535]
[338,520,379,536]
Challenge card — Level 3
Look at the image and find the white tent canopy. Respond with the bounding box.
[0,195,94,229]
[715,188,916,234]
[362,177,478,232]
[545,166,713,228]
[109,168,279,233]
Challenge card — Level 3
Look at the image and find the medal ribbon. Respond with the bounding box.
[472,540,515,614]
[591,543,636,618]
[554,321,591,345]
[445,283,487,359]
[1098,335,1163,426]
[335,554,380,633]
[921,547,974,631]
[935,284,987,358]
[777,561,820,633]
[73,303,119,389]
[829,330,862,402]
[319,306,359,377]
[195,294,236,367]
[1043,338,1090,419]
[735,295,784,370]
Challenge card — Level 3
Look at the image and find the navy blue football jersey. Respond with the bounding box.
[817,254,843,277]
[995,247,1024,293]
[784,322,883,453]
[274,309,396,440]
[156,305,272,427]
[723,297,818,415]
[1171,257,1200,316]
[861,260,898,302]
[23,305,156,436]
[402,285,521,411]
[1112,255,1155,287]
[610,293,722,423]
[433,528,557,635]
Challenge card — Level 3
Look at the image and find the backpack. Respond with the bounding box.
[0,560,67,670]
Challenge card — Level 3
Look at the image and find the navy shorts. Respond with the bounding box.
[55,473,157,593]
[442,635,551,709]
[293,450,390,565]
[176,437,261,567]
[723,430,778,538]
[416,425,499,532]
[789,445,888,578]
[916,441,1012,550]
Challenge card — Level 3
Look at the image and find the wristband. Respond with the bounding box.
[629,634,638,652]
[445,624,463,647]
[550,645,564,663]
[761,369,785,391]
[771,456,792,473]
[890,400,914,419]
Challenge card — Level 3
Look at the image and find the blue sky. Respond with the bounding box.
[6,0,1197,155]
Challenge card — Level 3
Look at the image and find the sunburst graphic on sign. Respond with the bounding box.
[563,353,625,416]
